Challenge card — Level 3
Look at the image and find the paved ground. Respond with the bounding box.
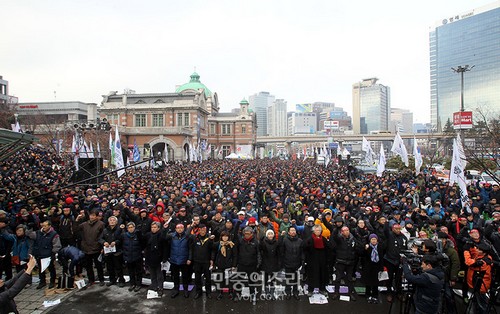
[15,277,76,314]
[46,284,394,314]
[12,273,495,313]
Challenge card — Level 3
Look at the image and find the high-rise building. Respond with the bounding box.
[267,99,287,137]
[249,91,275,136]
[390,108,414,134]
[287,112,317,135]
[430,2,500,131]
[352,78,390,134]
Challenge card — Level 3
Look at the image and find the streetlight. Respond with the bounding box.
[451,65,474,112]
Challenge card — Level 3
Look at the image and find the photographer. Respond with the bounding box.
[402,254,445,314]
[464,242,493,314]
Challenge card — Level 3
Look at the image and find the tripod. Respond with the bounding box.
[388,265,415,314]
[465,270,489,314]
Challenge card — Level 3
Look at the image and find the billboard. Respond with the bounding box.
[324,120,339,130]
[453,111,472,129]
[329,111,345,119]
[296,103,312,113]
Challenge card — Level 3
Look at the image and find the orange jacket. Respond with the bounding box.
[464,249,492,293]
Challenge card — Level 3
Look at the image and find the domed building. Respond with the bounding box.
[99,72,256,162]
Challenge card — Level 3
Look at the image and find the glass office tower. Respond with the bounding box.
[430,2,500,131]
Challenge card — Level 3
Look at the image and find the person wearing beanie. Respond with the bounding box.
[260,229,280,298]
[362,234,384,303]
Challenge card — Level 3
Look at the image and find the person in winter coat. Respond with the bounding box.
[124,206,152,236]
[383,223,408,302]
[29,220,61,289]
[0,254,36,314]
[143,221,168,296]
[191,224,214,299]
[74,209,105,286]
[121,222,143,292]
[303,224,330,296]
[402,254,445,314]
[464,242,493,314]
[279,226,303,300]
[437,232,460,314]
[149,203,165,224]
[58,245,85,279]
[260,229,280,297]
[331,226,358,301]
[11,225,32,284]
[99,216,125,287]
[213,231,236,300]
[58,207,76,247]
[234,226,261,301]
[361,234,385,304]
[166,223,193,298]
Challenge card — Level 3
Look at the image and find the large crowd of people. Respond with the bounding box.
[1,145,500,311]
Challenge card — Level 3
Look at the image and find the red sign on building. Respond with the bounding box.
[453,111,473,130]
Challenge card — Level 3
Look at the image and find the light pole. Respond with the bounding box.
[451,65,474,112]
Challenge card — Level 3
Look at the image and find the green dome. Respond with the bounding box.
[240,98,249,105]
[175,72,212,97]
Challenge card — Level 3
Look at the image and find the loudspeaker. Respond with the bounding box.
[73,158,104,184]
[78,158,103,170]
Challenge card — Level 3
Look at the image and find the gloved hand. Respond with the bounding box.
[482,257,492,265]
[472,260,484,267]
[400,255,408,264]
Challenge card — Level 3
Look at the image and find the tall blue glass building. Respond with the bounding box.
[429,2,500,130]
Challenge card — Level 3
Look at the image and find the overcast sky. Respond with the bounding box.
[1,0,495,123]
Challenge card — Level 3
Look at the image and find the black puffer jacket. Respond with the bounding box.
[332,231,358,265]
[99,225,122,254]
[143,230,168,266]
[279,235,303,269]
[235,236,261,269]
[260,238,280,272]
[121,231,143,263]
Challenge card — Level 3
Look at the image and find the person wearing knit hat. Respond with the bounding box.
[362,232,384,303]
[261,228,279,298]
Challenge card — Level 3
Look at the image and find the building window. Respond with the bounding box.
[210,123,216,135]
[152,114,164,127]
[177,113,183,126]
[222,124,231,135]
[177,113,190,126]
[107,114,119,124]
[241,125,246,134]
[135,114,146,127]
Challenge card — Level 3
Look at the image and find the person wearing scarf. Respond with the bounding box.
[303,224,329,296]
[213,231,235,300]
[362,234,384,304]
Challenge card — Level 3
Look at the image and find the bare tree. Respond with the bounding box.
[463,108,500,183]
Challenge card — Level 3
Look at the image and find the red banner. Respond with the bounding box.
[453,111,472,129]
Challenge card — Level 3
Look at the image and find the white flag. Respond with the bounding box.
[362,136,374,165]
[391,133,409,167]
[97,142,101,158]
[164,144,168,163]
[71,135,79,171]
[413,137,423,174]
[114,126,125,178]
[88,142,95,159]
[449,136,470,213]
[377,144,386,177]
